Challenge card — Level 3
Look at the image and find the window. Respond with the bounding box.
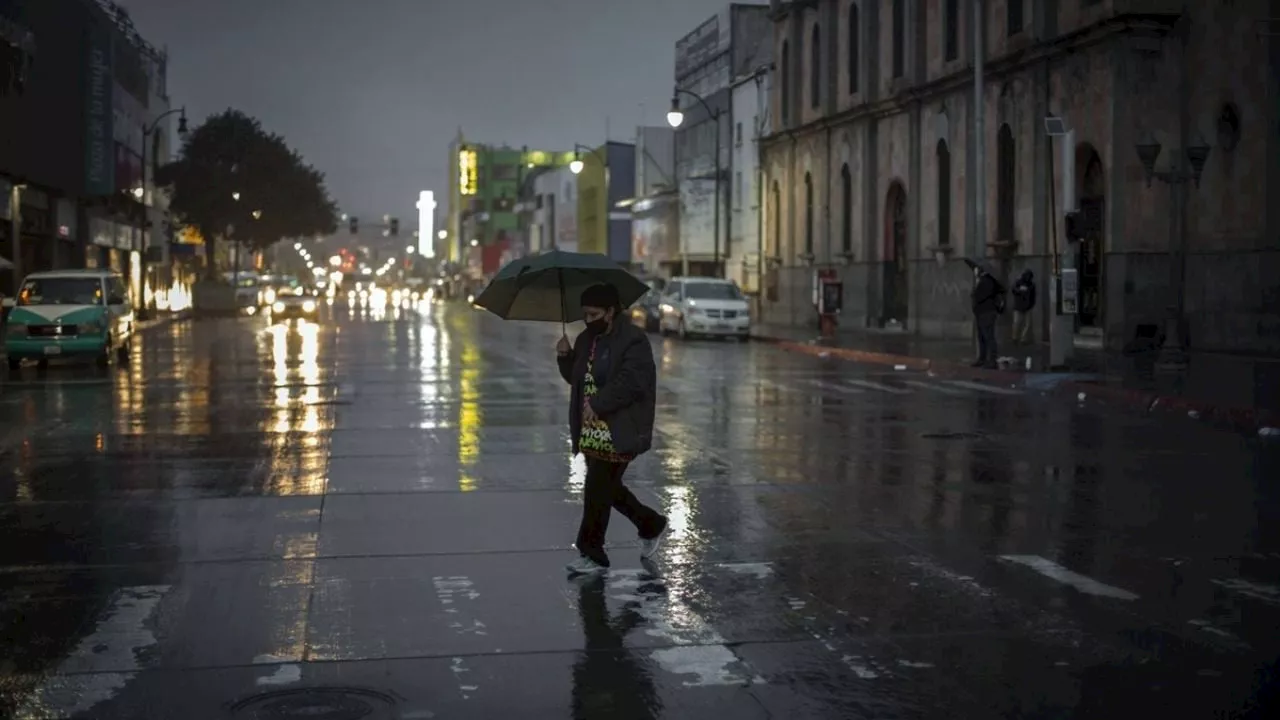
[804,172,814,255]
[18,277,105,306]
[892,0,904,78]
[735,122,743,145]
[771,181,781,255]
[944,0,958,61]
[847,3,859,94]
[840,163,852,254]
[735,171,743,206]
[685,282,743,300]
[936,140,951,247]
[997,124,1015,244]
[1007,0,1023,35]
[810,24,821,108]
[780,41,790,125]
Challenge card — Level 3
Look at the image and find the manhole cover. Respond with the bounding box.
[229,688,397,719]
[920,431,985,440]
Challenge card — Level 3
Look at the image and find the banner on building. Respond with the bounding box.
[84,16,114,196]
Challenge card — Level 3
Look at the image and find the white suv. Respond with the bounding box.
[658,277,750,340]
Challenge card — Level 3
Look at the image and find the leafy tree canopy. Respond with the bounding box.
[156,109,338,259]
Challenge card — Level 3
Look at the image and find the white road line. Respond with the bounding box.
[999,555,1139,600]
[900,380,970,395]
[944,379,1022,396]
[843,379,911,394]
[805,379,863,394]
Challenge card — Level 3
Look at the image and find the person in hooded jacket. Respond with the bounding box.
[556,283,668,576]
[1011,269,1036,345]
[970,265,1004,369]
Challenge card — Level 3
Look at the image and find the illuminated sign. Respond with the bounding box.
[459,149,478,196]
[418,190,436,258]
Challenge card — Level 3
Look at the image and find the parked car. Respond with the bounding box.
[658,277,751,340]
[3,269,135,370]
[629,289,662,332]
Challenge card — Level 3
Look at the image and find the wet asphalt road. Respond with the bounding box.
[0,298,1277,719]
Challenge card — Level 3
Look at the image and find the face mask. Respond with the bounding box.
[585,317,608,335]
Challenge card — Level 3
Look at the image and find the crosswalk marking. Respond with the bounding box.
[843,378,911,394]
[943,379,1022,396]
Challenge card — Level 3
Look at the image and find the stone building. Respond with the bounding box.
[759,0,1277,355]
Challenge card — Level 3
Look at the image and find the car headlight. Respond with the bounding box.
[76,321,105,335]
[302,300,317,312]
[6,323,27,337]
[272,301,285,313]
[685,306,701,316]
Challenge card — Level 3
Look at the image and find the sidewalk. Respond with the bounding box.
[752,322,1279,433]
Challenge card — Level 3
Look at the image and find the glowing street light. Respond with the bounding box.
[469,239,479,247]
[231,191,241,201]
[666,94,685,128]
[405,245,415,254]
[437,230,447,240]
[329,255,342,267]
[569,155,584,175]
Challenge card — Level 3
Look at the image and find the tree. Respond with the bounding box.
[155,109,338,277]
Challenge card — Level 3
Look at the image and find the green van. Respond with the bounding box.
[4,269,135,370]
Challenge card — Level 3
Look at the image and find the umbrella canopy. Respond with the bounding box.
[474,250,649,323]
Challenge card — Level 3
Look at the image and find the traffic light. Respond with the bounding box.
[389,217,399,236]
[349,216,358,235]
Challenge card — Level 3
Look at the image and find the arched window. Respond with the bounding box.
[840,163,853,254]
[810,24,821,108]
[847,4,860,94]
[780,41,790,125]
[997,124,1015,244]
[804,172,814,255]
[944,0,958,61]
[891,0,904,78]
[936,140,951,247]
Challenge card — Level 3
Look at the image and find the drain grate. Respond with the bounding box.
[920,431,986,440]
[229,687,397,720]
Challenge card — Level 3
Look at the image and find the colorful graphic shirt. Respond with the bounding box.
[580,337,633,463]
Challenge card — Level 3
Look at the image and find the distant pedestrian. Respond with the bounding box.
[556,282,668,576]
[970,264,1005,369]
[1011,269,1036,345]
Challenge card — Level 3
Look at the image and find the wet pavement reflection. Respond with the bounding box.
[0,299,1276,718]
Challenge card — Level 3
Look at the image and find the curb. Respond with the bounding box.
[755,332,1276,434]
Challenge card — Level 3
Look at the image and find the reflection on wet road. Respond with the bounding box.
[1,301,1276,718]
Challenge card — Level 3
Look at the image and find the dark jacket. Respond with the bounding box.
[971,272,1004,315]
[557,320,657,457]
[1012,270,1036,312]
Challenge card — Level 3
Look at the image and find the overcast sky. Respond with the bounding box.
[121,0,734,226]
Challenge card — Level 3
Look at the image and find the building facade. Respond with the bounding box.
[673,4,773,277]
[0,0,173,301]
[627,126,679,278]
[575,141,636,263]
[760,0,1278,355]
[444,134,568,275]
[729,63,773,292]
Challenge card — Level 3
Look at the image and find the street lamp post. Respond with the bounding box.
[1135,136,1209,371]
[667,86,724,278]
[137,106,188,318]
[1134,8,1209,372]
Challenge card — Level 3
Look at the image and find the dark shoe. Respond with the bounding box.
[970,360,985,368]
[566,556,608,575]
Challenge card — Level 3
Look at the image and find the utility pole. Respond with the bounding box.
[8,182,22,295]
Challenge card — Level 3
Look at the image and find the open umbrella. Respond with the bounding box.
[474,249,649,325]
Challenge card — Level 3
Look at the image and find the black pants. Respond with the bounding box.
[576,457,663,566]
[976,312,999,366]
